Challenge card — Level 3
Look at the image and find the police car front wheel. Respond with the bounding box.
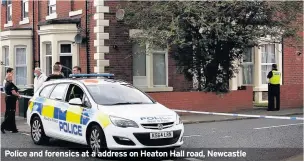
[31,116,49,145]
[89,125,107,153]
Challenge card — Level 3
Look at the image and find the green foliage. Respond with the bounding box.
[124,1,302,93]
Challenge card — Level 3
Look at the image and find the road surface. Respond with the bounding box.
[1,116,303,161]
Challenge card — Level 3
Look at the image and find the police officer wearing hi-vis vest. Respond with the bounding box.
[267,64,281,111]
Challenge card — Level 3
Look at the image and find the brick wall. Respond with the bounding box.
[147,87,253,112]
[280,15,303,109]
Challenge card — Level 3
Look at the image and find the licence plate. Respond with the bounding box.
[150,131,173,139]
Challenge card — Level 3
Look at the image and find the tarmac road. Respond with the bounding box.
[1,115,303,161]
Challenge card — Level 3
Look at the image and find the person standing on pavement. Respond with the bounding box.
[2,68,14,93]
[1,73,21,134]
[72,66,81,74]
[45,64,65,81]
[267,64,281,111]
[33,67,48,93]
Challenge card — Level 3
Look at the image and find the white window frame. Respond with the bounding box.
[45,43,52,76]
[130,29,173,92]
[2,47,10,81]
[241,48,254,85]
[5,0,13,27]
[15,46,27,86]
[20,0,29,25]
[46,0,57,20]
[59,43,72,56]
[132,42,171,91]
[260,44,277,85]
[59,43,73,76]
[150,46,169,87]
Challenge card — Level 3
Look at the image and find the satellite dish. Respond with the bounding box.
[74,34,82,44]
[116,9,125,21]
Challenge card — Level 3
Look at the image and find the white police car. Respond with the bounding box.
[27,74,184,152]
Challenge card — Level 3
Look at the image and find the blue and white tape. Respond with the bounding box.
[174,109,304,121]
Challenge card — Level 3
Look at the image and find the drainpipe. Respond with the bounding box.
[37,0,40,67]
[281,37,284,84]
[32,0,35,69]
[85,0,90,74]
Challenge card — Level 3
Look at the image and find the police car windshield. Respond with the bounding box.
[86,84,154,105]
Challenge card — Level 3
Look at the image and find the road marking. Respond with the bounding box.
[253,123,304,130]
[183,135,202,138]
[222,136,231,138]
[184,157,202,161]
[174,109,304,121]
[21,133,30,136]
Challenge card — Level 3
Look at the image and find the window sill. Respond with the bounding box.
[46,13,57,20]
[4,21,13,28]
[139,87,173,92]
[69,10,82,17]
[19,18,29,25]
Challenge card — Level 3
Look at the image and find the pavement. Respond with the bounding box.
[1,114,303,161]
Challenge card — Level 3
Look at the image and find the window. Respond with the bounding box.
[132,43,146,77]
[65,84,84,102]
[39,84,55,98]
[261,44,276,84]
[45,44,52,76]
[50,84,69,101]
[83,95,91,108]
[242,48,254,85]
[60,44,72,77]
[15,47,27,85]
[132,43,169,87]
[153,52,166,86]
[48,0,56,15]
[22,0,29,19]
[6,0,12,23]
[4,47,9,76]
[87,84,154,105]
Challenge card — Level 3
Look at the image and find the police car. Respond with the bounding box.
[26,74,184,152]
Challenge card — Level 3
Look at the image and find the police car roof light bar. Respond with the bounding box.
[69,73,115,78]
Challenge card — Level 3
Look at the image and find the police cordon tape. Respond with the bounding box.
[3,92,303,121]
[173,109,304,121]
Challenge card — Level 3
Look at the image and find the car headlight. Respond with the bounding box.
[109,116,139,128]
[176,114,183,125]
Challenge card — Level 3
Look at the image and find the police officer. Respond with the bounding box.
[1,73,21,133]
[267,64,281,111]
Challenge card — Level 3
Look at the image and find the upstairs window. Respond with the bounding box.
[22,0,29,19]
[6,0,12,23]
[48,0,56,15]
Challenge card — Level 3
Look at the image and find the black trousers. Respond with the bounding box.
[1,96,18,131]
[268,84,280,110]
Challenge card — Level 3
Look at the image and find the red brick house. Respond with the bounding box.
[0,0,302,114]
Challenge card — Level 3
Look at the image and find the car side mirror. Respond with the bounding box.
[69,98,82,106]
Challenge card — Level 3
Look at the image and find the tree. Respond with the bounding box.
[124,1,302,93]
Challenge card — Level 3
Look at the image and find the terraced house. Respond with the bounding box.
[0,0,303,114]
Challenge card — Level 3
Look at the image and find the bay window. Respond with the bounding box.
[59,43,72,77]
[4,47,9,75]
[132,43,147,86]
[261,44,276,84]
[241,48,254,85]
[15,47,27,86]
[45,44,52,76]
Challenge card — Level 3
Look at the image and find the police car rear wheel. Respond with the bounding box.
[89,125,107,153]
[31,116,49,145]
